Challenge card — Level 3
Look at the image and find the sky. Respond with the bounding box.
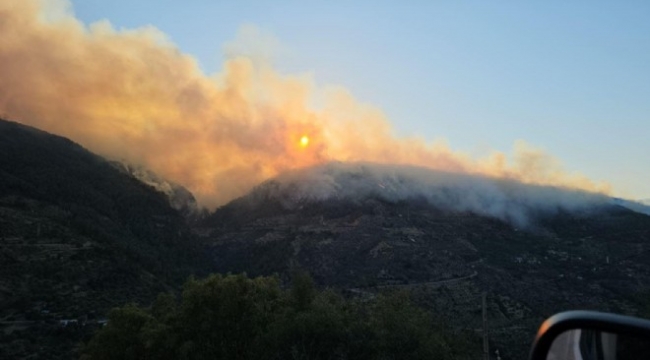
[65,1,650,200]
[2,0,646,204]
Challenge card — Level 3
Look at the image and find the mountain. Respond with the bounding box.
[0,119,211,358]
[612,197,650,216]
[200,162,650,359]
[2,119,649,359]
[110,161,204,221]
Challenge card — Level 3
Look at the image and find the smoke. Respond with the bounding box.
[0,0,611,209]
[249,162,612,227]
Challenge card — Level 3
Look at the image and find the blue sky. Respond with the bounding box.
[70,1,650,200]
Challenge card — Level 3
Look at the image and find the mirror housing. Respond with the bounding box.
[530,311,650,360]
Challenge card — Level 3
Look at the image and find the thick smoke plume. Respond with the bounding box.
[0,0,610,209]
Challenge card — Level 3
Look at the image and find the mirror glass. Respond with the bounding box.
[547,329,650,360]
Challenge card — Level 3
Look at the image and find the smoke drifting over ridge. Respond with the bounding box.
[0,0,611,209]
[247,162,612,227]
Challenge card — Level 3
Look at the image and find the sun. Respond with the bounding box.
[299,135,310,148]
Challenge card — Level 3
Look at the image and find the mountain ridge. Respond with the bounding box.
[200,163,650,359]
[0,118,211,359]
[110,160,204,221]
[207,161,623,229]
[2,118,649,359]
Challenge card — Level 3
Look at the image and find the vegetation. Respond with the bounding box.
[82,272,479,360]
[0,118,211,358]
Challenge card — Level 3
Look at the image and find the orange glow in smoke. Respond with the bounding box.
[0,0,612,209]
[300,135,310,148]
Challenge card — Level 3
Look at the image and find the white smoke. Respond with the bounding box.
[249,162,614,227]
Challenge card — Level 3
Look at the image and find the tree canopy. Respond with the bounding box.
[82,273,478,360]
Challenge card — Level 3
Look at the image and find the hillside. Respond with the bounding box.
[0,119,211,358]
[2,120,649,359]
[200,163,650,359]
[110,161,204,221]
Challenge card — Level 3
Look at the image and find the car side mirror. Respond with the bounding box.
[530,311,650,360]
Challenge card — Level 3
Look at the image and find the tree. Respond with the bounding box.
[82,273,479,360]
[290,269,316,311]
[82,305,152,360]
[177,273,283,359]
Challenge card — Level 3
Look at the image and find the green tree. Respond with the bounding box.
[82,273,479,360]
[370,291,452,359]
[177,273,283,359]
[83,304,152,360]
[290,269,316,311]
[270,290,350,360]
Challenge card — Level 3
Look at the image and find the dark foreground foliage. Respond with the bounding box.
[82,273,479,360]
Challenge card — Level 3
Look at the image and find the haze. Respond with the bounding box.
[248,162,612,228]
[1,0,647,208]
